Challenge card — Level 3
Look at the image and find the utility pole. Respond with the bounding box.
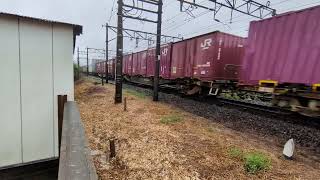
[86,47,89,76]
[153,0,163,101]
[77,47,80,79]
[105,23,109,84]
[115,0,123,104]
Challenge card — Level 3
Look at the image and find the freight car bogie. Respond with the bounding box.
[272,93,320,117]
[218,87,274,107]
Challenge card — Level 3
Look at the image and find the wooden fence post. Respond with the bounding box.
[58,95,68,154]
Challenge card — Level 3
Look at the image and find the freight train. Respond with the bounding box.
[96,6,320,117]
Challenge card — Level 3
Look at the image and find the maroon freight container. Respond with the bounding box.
[146,48,155,77]
[191,32,245,81]
[96,61,105,74]
[170,31,244,81]
[185,40,196,78]
[123,54,132,75]
[108,59,115,77]
[132,53,139,76]
[137,50,148,76]
[170,41,188,79]
[160,44,172,79]
[242,6,320,86]
[123,55,127,74]
[146,44,172,78]
[127,53,133,76]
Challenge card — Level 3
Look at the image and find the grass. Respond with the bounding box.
[160,114,183,124]
[244,152,271,174]
[228,147,271,174]
[228,147,244,159]
[125,89,147,99]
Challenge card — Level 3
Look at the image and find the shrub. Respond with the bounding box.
[244,152,271,174]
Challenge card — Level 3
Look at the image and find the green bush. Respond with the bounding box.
[244,152,271,174]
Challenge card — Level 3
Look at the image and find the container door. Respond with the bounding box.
[147,48,155,77]
[171,41,187,79]
[0,17,22,167]
[160,44,171,79]
[20,20,54,163]
[193,34,216,80]
[140,51,147,76]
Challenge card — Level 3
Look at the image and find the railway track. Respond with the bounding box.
[89,75,320,123]
[217,98,293,115]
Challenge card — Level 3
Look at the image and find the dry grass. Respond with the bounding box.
[75,77,320,180]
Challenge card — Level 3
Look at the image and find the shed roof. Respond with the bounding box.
[0,12,83,35]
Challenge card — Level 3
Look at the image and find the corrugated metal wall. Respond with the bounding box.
[0,16,74,168]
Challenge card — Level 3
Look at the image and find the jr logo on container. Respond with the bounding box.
[200,38,213,50]
[162,48,168,56]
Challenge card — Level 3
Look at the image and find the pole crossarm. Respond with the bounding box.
[104,25,183,43]
[123,4,158,14]
[178,0,276,19]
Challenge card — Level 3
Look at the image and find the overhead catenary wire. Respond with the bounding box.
[168,0,320,38]
[108,0,117,23]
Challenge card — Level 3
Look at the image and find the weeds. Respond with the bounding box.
[244,152,271,174]
[160,114,182,124]
[228,147,243,159]
[228,147,271,174]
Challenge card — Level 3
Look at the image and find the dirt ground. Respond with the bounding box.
[75,78,320,180]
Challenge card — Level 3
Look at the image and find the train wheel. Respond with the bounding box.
[289,98,300,112]
[308,100,320,111]
[278,100,289,108]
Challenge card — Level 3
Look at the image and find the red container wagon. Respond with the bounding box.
[108,59,115,79]
[160,44,172,79]
[242,6,320,87]
[123,54,132,75]
[132,53,139,76]
[170,31,245,83]
[170,40,187,79]
[191,32,245,81]
[95,61,106,76]
[122,53,133,76]
[241,6,320,116]
[138,50,148,76]
[146,44,172,79]
[146,48,155,77]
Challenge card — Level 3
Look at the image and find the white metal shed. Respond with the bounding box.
[0,13,82,169]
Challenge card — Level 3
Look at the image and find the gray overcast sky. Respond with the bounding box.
[2,0,320,63]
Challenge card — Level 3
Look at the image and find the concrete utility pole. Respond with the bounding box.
[86,47,89,76]
[115,0,123,104]
[105,23,109,84]
[153,0,163,102]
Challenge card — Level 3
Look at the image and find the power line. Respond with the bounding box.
[108,0,117,23]
[172,0,319,38]
[279,0,320,12]
[161,0,208,28]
